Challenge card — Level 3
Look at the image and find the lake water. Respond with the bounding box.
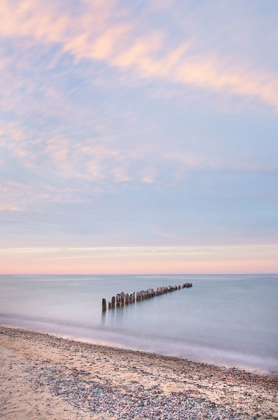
[0,274,277,375]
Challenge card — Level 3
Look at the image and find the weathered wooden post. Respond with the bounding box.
[102,298,107,311]
[116,293,121,307]
[120,292,125,306]
[111,296,115,308]
[182,282,193,288]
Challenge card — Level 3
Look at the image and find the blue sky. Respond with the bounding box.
[0,0,277,273]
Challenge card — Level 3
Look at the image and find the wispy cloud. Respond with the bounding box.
[1,0,278,109]
[2,123,274,191]
[0,205,23,212]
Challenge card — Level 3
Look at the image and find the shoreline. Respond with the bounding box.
[1,326,278,419]
[1,323,277,378]
[2,321,277,378]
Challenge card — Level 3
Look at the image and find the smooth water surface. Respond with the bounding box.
[0,274,277,374]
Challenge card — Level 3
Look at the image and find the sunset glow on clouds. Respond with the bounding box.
[0,0,278,273]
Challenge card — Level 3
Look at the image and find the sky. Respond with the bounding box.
[0,0,278,274]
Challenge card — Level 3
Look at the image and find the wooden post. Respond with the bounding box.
[182,282,193,288]
[102,298,107,311]
[111,296,115,308]
[120,292,125,306]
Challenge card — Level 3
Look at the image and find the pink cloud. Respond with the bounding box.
[0,205,24,212]
[1,0,278,109]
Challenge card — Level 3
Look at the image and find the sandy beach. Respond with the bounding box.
[0,326,277,419]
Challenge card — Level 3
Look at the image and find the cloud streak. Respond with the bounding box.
[1,0,278,109]
[2,117,275,189]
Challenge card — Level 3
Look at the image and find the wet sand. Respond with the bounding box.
[1,326,277,419]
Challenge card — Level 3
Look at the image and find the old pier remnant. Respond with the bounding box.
[102,298,107,311]
[103,282,193,310]
[182,283,192,289]
[116,294,121,307]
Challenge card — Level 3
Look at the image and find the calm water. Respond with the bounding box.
[0,274,278,374]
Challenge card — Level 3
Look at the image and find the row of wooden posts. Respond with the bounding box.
[102,283,192,311]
